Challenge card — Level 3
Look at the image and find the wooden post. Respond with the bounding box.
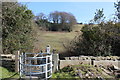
[15,51,20,72]
[52,54,59,72]
[46,45,50,54]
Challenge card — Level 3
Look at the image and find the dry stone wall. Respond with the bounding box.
[59,60,91,69]
[64,56,120,61]
[59,56,120,69]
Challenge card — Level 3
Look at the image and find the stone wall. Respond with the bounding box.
[1,53,120,73]
[59,56,120,69]
[59,60,91,69]
[1,59,15,71]
[64,56,120,61]
[93,60,120,68]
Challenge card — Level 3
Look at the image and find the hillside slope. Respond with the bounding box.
[33,24,83,53]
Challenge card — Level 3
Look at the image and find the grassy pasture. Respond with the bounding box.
[33,24,83,53]
[0,66,19,79]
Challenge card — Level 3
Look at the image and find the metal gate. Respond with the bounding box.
[19,52,52,79]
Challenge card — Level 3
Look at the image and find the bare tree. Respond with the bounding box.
[34,13,46,21]
[49,11,60,24]
[49,11,77,31]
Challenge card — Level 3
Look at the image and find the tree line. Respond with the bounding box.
[34,11,77,32]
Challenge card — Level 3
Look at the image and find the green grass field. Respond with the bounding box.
[33,24,83,53]
[0,66,19,79]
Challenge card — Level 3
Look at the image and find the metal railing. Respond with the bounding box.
[19,52,52,79]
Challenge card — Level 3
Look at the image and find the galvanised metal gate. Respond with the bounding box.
[19,52,52,79]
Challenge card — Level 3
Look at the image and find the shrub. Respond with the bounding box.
[67,22,120,56]
[2,2,35,54]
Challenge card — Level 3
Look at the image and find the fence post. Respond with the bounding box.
[45,56,48,79]
[19,52,22,77]
[52,54,59,72]
[46,45,50,54]
[50,55,52,76]
[15,51,20,72]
